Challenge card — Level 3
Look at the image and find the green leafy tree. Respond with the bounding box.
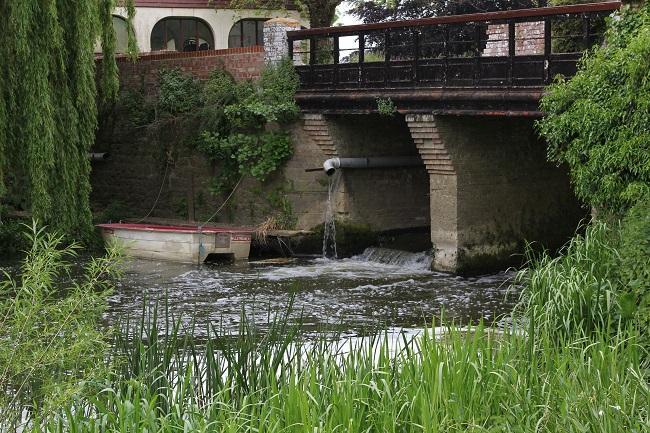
[0,0,133,238]
[537,4,650,214]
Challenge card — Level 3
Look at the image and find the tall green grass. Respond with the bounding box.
[514,221,622,340]
[27,312,649,433]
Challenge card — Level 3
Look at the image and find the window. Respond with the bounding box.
[228,19,267,48]
[151,17,214,52]
[113,16,130,53]
[94,15,132,54]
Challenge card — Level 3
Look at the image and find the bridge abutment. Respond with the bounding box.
[406,114,585,274]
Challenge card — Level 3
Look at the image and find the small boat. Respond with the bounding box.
[96,223,253,264]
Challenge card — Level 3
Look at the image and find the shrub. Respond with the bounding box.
[537,4,650,214]
[0,222,122,424]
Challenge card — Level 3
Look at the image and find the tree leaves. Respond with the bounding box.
[537,4,650,214]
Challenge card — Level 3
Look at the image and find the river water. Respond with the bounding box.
[107,247,519,337]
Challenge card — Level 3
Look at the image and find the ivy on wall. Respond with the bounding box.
[197,61,299,193]
[537,4,650,215]
[117,62,299,221]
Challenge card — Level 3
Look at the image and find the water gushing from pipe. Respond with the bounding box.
[323,170,341,258]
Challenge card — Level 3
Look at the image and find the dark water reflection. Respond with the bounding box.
[107,250,519,336]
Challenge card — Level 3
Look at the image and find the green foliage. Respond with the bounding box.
[0,1,124,238]
[537,4,650,214]
[194,62,299,193]
[157,69,203,117]
[124,0,139,60]
[0,223,122,425]
[618,194,650,350]
[376,97,397,116]
[117,89,155,127]
[200,131,293,183]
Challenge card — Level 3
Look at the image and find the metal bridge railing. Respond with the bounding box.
[287,1,620,90]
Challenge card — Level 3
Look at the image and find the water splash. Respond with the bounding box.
[322,171,341,258]
[355,247,432,271]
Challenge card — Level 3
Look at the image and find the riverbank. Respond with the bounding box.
[2,216,649,432]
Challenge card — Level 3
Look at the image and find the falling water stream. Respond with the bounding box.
[322,171,341,258]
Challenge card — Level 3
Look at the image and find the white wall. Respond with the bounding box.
[112,6,305,53]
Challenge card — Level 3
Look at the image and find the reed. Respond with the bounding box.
[28,310,649,433]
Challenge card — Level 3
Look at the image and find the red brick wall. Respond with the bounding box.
[105,46,265,92]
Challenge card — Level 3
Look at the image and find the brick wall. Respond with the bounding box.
[107,47,265,92]
[482,21,545,57]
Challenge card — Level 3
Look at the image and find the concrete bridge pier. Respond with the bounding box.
[301,112,584,274]
[406,114,585,273]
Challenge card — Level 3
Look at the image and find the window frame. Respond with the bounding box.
[228,18,268,48]
[151,17,214,52]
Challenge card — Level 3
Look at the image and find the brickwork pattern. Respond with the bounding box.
[405,114,455,175]
[105,47,265,93]
[482,21,544,57]
[301,114,338,157]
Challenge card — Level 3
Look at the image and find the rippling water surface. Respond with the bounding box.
[108,248,519,336]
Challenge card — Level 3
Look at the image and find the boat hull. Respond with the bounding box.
[97,224,252,264]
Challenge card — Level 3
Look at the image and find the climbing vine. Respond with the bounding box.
[537,3,650,215]
[0,0,134,238]
[152,61,300,196]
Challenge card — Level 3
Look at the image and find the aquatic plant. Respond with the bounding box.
[514,221,621,340]
[28,312,649,433]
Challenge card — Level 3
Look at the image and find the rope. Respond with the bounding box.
[198,175,244,228]
[196,175,244,265]
[134,159,170,224]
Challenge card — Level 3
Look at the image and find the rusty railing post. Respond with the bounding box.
[544,18,551,84]
[309,36,316,87]
[384,29,391,86]
[474,22,482,86]
[508,20,515,86]
[358,32,365,87]
[412,28,420,83]
[333,34,340,87]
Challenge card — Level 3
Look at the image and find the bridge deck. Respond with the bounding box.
[288,1,619,113]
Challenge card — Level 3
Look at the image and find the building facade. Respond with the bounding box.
[104,0,304,54]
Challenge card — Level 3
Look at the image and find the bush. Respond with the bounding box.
[0,222,122,424]
[537,4,650,214]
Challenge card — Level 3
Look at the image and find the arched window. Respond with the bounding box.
[113,16,130,53]
[228,19,267,48]
[151,17,214,52]
[94,15,132,54]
